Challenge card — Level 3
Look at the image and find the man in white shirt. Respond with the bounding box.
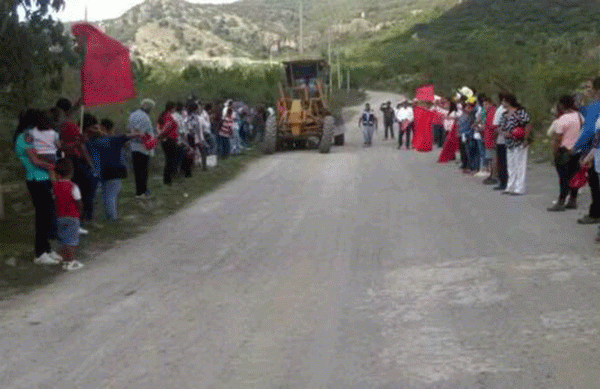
[396,100,414,149]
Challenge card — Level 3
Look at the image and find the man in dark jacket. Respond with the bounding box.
[380,101,395,141]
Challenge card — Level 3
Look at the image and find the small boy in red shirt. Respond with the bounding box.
[53,159,84,271]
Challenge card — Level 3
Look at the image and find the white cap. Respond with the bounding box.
[140,98,156,108]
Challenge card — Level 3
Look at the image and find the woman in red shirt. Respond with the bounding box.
[158,102,178,185]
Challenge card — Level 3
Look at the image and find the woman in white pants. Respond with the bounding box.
[500,94,532,195]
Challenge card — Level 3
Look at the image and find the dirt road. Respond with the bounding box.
[2,91,600,388]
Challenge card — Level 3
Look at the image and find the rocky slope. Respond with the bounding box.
[96,0,460,64]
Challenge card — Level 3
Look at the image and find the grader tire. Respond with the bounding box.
[263,115,277,155]
[319,116,335,154]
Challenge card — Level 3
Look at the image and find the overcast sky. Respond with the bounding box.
[55,0,237,22]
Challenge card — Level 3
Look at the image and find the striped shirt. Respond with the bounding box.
[219,116,234,138]
[500,108,530,149]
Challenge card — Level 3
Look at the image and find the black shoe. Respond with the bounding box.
[547,203,566,212]
[577,215,600,224]
[493,186,506,191]
[565,200,577,210]
[483,177,498,185]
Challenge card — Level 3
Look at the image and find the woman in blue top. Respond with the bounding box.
[13,109,62,265]
[85,115,141,221]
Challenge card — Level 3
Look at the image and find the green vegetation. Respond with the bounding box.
[0,0,76,112]
[346,0,600,156]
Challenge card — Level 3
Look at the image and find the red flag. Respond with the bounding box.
[415,85,435,102]
[71,23,136,107]
[412,106,435,152]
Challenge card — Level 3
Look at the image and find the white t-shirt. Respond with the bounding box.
[493,105,507,145]
[199,111,211,134]
[443,111,460,132]
[492,105,506,126]
[395,107,414,122]
[72,183,82,201]
[30,127,59,155]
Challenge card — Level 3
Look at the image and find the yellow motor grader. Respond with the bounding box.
[263,59,338,154]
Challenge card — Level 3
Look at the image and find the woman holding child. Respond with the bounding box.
[13,109,62,265]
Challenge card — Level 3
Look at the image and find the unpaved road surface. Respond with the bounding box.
[2,91,600,388]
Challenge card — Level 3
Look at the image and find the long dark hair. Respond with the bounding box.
[503,94,522,110]
[557,94,577,114]
[13,109,38,146]
[448,101,458,114]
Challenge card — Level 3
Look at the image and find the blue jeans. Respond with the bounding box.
[477,139,486,169]
[363,125,374,144]
[468,138,480,172]
[218,136,230,158]
[101,179,122,221]
[204,132,217,155]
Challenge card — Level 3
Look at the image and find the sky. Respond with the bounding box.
[54,0,237,22]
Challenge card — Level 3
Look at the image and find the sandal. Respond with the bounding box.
[63,260,84,271]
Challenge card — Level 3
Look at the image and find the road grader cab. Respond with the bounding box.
[263,59,336,154]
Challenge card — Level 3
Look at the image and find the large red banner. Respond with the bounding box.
[71,23,136,107]
[412,106,435,152]
[415,85,435,102]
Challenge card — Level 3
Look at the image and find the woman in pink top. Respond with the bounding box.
[548,95,583,212]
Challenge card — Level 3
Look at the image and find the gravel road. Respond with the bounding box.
[2,91,600,388]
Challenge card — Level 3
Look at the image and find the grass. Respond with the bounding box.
[0,148,261,300]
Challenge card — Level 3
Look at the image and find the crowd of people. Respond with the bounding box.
[360,76,600,242]
[13,96,270,271]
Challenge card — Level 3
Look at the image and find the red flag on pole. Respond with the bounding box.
[412,106,435,152]
[415,85,435,102]
[71,23,136,107]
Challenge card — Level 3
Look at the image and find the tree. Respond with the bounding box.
[0,0,70,219]
[0,0,75,111]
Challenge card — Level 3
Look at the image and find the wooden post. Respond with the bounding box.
[80,106,85,133]
[346,69,350,91]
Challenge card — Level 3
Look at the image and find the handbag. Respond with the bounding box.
[569,166,588,189]
[143,134,158,150]
[511,126,526,140]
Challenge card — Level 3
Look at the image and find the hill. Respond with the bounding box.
[347,0,600,135]
[95,0,461,64]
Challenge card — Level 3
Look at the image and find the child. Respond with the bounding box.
[30,109,61,164]
[53,159,84,271]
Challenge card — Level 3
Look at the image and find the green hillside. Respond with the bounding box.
[348,0,600,135]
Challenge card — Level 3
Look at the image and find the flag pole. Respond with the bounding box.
[80,3,87,133]
[80,106,84,133]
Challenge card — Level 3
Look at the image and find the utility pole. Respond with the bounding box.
[327,26,332,94]
[299,0,304,56]
[84,4,88,21]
